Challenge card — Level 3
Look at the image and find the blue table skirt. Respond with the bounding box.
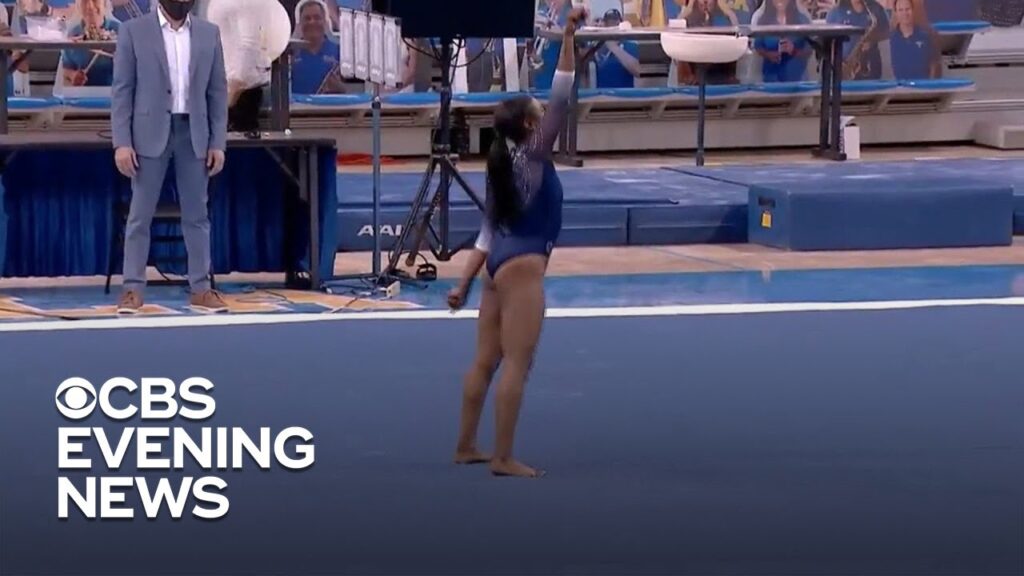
[0,147,338,282]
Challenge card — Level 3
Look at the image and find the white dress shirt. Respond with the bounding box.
[158,8,192,114]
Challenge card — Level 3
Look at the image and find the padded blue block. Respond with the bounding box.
[748,178,1014,251]
[1015,214,1024,236]
[629,205,746,245]
[336,207,480,251]
[560,206,628,247]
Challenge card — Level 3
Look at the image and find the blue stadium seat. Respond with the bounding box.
[62,97,112,110]
[933,21,991,35]
[750,82,819,95]
[531,88,603,102]
[675,84,749,98]
[382,92,440,107]
[292,94,373,109]
[453,92,528,108]
[898,78,975,91]
[600,87,677,100]
[9,97,61,111]
[841,80,899,94]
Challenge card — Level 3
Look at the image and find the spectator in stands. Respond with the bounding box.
[667,0,755,24]
[290,0,344,94]
[753,0,813,82]
[466,38,501,93]
[797,0,834,19]
[673,0,741,85]
[61,0,120,87]
[0,10,29,96]
[593,9,640,88]
[827,0,889,80]
[889,0,941,79]
[677,0,741,26]
[531,0,569,91]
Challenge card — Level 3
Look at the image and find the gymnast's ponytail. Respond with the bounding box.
[487,96,534,229]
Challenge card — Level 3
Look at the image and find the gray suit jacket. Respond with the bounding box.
[111,12,228,159]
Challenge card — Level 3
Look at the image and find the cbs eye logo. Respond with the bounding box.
[54,377,216,421]
[55,378,98,420]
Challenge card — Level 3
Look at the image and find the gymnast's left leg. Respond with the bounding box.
[454,275,501,464]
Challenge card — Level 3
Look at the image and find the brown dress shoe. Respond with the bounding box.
[189,290,228,314]
[117,290,143,315]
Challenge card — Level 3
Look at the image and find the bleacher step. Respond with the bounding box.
[974,122,1024,150]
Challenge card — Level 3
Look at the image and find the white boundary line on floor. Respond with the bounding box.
[2,297,1024,333]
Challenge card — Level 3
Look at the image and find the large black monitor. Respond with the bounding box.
[379,0,535,39]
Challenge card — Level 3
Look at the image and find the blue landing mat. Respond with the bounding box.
[2,308,1022,575]
[668,157,1024,189]
[335,169,747,250]
[336,168,744,207]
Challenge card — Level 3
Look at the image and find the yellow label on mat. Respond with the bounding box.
[761,211,772,228]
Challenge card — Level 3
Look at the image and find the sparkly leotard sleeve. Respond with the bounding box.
[475,70,574,277]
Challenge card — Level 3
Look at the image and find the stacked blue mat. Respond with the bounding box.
[334,158,1024,251]
[668,158,1024,245]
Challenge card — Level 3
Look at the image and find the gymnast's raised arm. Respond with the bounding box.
[539,6,587,153]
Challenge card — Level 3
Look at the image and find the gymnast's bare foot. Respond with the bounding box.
[454,449,490,465]
[490,458,544,478]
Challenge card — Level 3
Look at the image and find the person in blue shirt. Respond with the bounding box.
[754,0,813,82]
[61,0,120,87]
[679,0,741,26]
[291,0,344,94]
[889,0,940,80]
[594,9,640,88]
[826,0,889,80]
[532,0,569,91]
[447,6,586,480]
[679,0,752,25]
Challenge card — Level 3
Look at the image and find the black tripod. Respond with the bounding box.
[384,39,485,279]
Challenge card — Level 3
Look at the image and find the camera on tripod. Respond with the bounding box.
[371,0,536,278]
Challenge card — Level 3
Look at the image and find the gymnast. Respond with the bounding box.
[446,6,586,479]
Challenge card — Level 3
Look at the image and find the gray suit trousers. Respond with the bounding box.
[122,115,211,294]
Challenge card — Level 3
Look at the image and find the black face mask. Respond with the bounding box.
[159,0,194,21]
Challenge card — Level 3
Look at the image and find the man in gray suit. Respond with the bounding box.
[112,0,228,314]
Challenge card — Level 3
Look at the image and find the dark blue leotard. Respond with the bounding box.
[484,160,563,278]
[476,71,572,278]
